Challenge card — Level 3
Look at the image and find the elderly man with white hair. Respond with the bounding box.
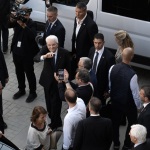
[129,124,150,150]
[34,35,71,131]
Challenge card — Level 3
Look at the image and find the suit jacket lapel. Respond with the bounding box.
[55,49,62,70]
[76,16,88,38]
[97,49,105,70]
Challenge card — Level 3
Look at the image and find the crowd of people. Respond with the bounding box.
[0,1,150,150]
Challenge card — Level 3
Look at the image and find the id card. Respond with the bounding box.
[17,41,21,47]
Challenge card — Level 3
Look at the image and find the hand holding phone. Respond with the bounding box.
[58,69,64,80]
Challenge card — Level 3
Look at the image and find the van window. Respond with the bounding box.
[102,0,150,21]
[52,0,89,6]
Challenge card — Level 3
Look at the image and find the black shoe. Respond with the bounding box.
[26,93,37,103]
[3,122,7,129]
[13,91,26,99]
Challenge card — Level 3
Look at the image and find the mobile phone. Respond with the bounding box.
[58,69,64,80]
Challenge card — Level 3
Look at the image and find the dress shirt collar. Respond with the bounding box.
[49,18,57,27]
[134,141,145,147]
[67,103,77,113]
[76,14,87,25]
[143,102,150,108]
[95,46,104,55]
[90,114,100,116]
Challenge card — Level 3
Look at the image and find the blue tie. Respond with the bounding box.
[46,23,52,36]
[92,52,99,74]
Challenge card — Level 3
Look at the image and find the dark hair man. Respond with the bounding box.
[138,85,150,138]
[73,97,112,150]
[11,6,39,103]
[71,2,98,78]
[40,6,65,48]
[88,33,115,105]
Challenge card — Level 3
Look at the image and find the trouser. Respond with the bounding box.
[112,105,137,147]
[12,53,36,93]
[44,83,62,130]
[0,17,9,51]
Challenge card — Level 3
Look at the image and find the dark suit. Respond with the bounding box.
[138,103,150,138]
[0,50,8,133]
[71,15,98,79]
[72,15,98,59]
[133,139,150,150]
[73,116,113,150]
[88,47,115,104]
[11,19,39,93]
[41,19,65,48]
[34,46,71,130]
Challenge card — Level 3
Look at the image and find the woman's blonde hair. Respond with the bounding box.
[114,30,134,49]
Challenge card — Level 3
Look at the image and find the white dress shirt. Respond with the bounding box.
[63,98,86,150]
[92,46,104,73]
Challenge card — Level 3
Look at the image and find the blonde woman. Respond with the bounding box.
[114,30,134,63]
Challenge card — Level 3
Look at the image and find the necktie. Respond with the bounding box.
[46,23,52,36]
[92,52,99,74]
[53,54,56,67]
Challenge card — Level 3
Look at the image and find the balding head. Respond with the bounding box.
[65,89,77,104]
[122,47,134,63]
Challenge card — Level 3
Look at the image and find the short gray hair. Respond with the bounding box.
[80,57,92,70]
[46,35,58,44]
[130,124,147,143]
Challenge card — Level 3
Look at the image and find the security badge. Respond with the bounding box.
[17,41,21,47]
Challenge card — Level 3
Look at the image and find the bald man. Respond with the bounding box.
[109,47,141,150]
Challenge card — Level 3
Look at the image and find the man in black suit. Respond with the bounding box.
[34,35,71,130]
[56,68,93,106]
[0,50,9,132]
[40,6,65,48]
[88,33,115,105]
[129,124,150,150]
[138,85,150,138]
[11,7,39,103]
[71,2,98,78]
[73,97,113,150]
[109,47,142,150]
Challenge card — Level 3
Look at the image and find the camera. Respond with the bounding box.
[10,0,32,23]
[58,69,64,80]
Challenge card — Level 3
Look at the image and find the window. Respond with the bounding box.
[52,0,89,6]
[102,0,150,21]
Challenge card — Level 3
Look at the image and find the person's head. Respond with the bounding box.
[129,124,147,144]
[139,85,150,103]
[65,88,77,104]
[93,33,105,50]
[89,97,102,114]
[46,35,58,52]
[75,2,87,21]
[114,30,134,49]
[21,6,31,20]
[30,106,47,124]
[47,6,58,22]
[122,47,134,63]
[78,57,92,70]
[75,68,90,85]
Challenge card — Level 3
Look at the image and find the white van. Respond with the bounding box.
[23,0,150,69]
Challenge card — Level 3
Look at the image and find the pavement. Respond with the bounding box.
[2,28,150,150]
[2,28,67,149]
